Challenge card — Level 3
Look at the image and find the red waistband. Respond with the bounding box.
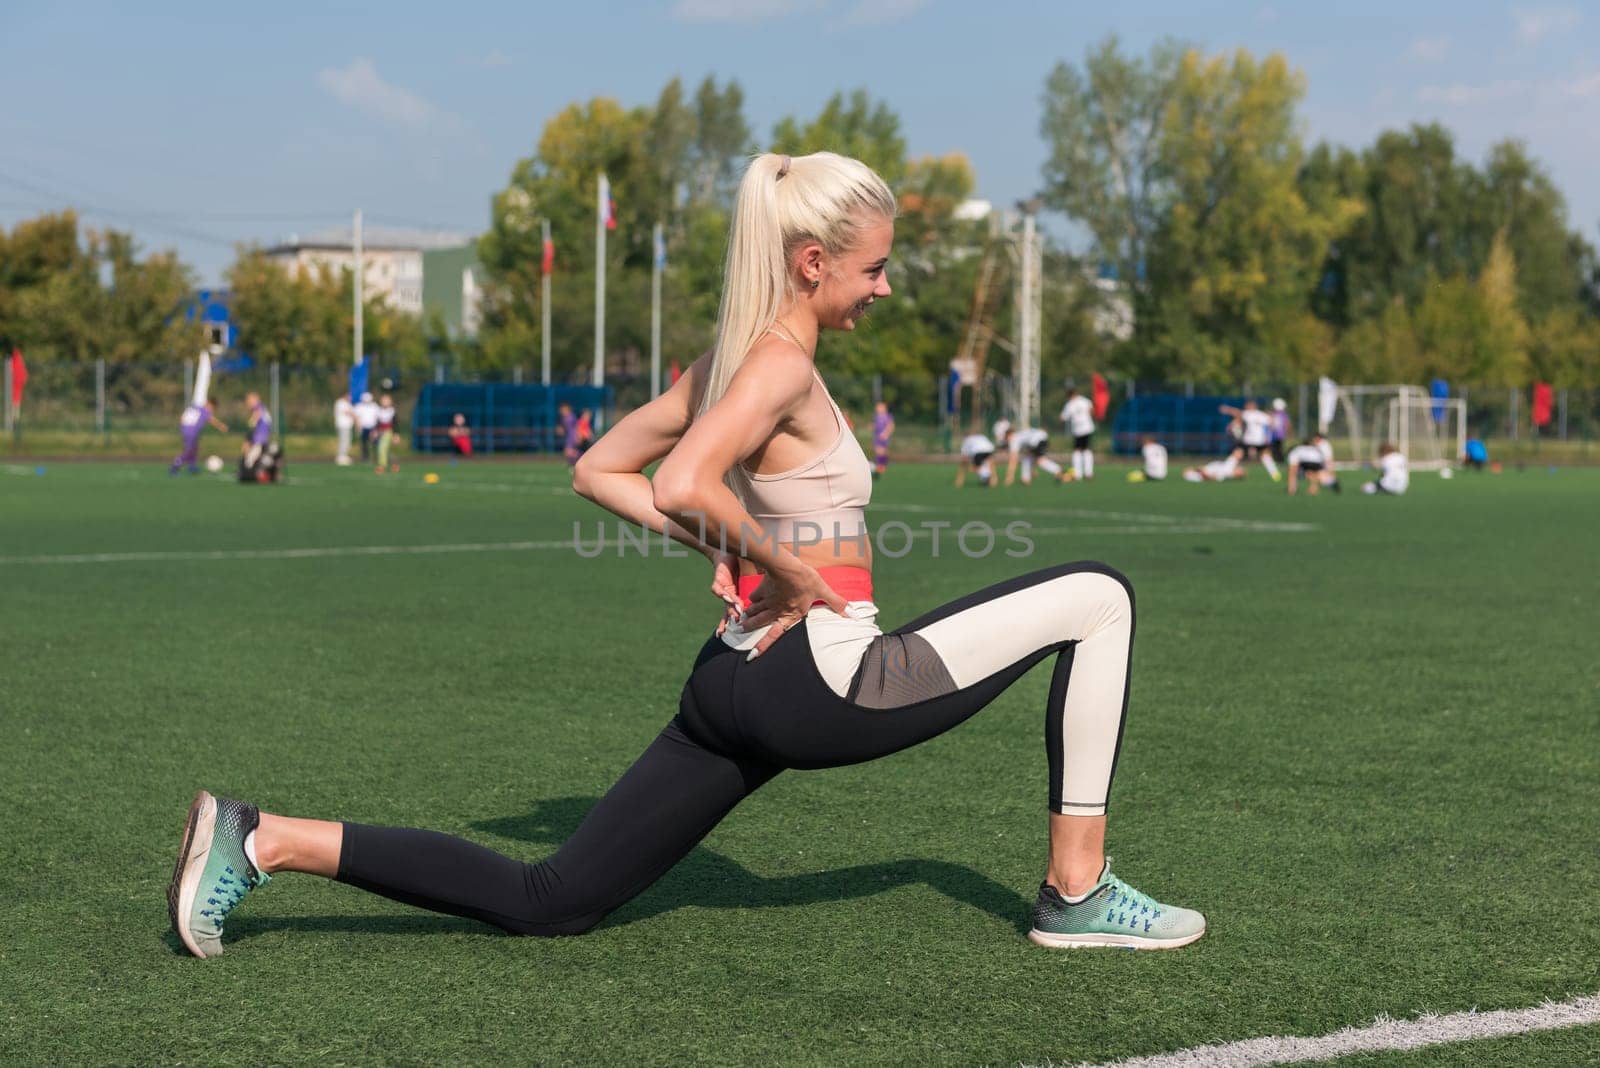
[736,566,874,610]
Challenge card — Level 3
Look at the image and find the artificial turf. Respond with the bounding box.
[1,457,1596,1066]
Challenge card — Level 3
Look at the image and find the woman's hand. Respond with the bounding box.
[709,549,742,636]
[738,561,848,657]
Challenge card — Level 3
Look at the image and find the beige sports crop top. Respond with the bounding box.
[726,368,872,551]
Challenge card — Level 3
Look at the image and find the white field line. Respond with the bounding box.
[1058,990,1600,1068]
[0,516,1316,567]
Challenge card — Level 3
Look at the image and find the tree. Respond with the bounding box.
[227,249,425,375]
[1039,36,1185,300]
[1478,141,1594,322]
[2,213,202,366]
[1144,48,1361,383]
[770,90,907,186]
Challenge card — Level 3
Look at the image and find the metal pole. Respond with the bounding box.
[540,218,552,386]
[650,221,663,400]
[593,173,606,390]
[1298,381,1308,441]
[95,358,105,434]
[270,362,281,440]
[513,365,522,386]
[353,209,364,367]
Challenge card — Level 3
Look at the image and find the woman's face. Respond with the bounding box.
[815,216,894,332]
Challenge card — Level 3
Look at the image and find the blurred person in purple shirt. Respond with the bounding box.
[241,392,272,472]
[871,401,894,478]
[558,402,580,466]
[169,399,228,475]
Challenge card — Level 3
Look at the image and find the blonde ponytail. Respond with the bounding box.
[698,151,896,417]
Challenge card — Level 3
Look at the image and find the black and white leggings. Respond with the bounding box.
[336,561,1135,936]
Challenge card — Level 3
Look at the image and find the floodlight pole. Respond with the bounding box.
[593,175,606,390]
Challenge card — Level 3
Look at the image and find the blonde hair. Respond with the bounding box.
[697,151,896,416]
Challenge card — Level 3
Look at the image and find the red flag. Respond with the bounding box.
[541,236,555,277]
[9,348,26,409]
[1531,382,1553,428]
[669,359,682,385]
[1090,372,1110,420]
[605,197,617,232]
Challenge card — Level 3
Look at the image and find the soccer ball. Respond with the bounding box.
[204,455,224,473]
[1439,466,1454,480]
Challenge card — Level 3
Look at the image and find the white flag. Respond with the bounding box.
[192,350,212,407]
[1317,376,1338,433]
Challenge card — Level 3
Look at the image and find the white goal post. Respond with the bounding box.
[1320,384,1466,470]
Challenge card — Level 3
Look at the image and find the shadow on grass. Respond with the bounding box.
[210,797,1029,947]
[475,796,1032,935]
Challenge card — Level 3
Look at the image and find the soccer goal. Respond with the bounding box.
[1320,384,1466,470]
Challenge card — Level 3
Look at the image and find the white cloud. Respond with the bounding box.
[1407,36,1449,63]
[1568,71,1600,97]
[479,49,511,68]
[317,58,447,128]
[672,0,807,21]
[1417,80,1529,105]
[1512,6,1580,46]
[838,0,929,26]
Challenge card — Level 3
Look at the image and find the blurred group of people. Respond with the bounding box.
[955,386,1098,488]
[333,391,397,473]
[169,391,278,481]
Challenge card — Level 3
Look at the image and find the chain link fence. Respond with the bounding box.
[4,360,1598,461]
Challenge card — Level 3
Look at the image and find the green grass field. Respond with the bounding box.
[2,458,1597,1066]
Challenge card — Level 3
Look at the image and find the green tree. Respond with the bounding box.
[770,89,907,186]
[1039,36,1185,300]
[1145,48,1361,383]
[478,80,753,381]
[227,249,425,375]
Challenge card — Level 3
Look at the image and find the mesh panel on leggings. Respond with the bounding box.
[846,633,958,709]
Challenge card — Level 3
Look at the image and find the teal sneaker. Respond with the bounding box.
[167,791,269,959]
[1028,861,1205,950]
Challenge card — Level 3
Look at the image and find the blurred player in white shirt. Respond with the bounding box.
[1182,450,1244,483]
[1363,443,1409,495]
[956,432,997,487]
[1140,436,1167,481]
[1060,387,1096,481]
[1218,400,1280,481]
[1005,426,1068,485]
[1286,433,1339,496]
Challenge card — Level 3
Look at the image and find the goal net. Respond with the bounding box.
[1320,384,1466,470]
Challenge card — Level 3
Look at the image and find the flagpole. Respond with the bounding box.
[541,217,552,386]
[651,221,663,400]
[593,173,606,390]
[353,209,364,368]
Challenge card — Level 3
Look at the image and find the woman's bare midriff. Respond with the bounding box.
[739,541,871,580]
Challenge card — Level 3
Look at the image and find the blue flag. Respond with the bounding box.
[350,357,369,402]
[1429,378,1449,424]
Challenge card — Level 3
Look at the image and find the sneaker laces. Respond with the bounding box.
[198,864,267,923]
[1102,873,1161,919]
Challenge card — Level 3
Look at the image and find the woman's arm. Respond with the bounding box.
[651,343,817,581]
[571,355,721,558]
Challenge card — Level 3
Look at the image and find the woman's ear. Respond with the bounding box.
[794,242,825,288]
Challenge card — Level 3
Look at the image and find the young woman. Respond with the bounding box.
[168,152,1204,958]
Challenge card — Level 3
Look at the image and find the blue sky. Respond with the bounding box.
[2,1,1596,284]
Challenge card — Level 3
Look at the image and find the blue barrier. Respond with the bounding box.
[1110,394,1270,456]
[411,383,612,454]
